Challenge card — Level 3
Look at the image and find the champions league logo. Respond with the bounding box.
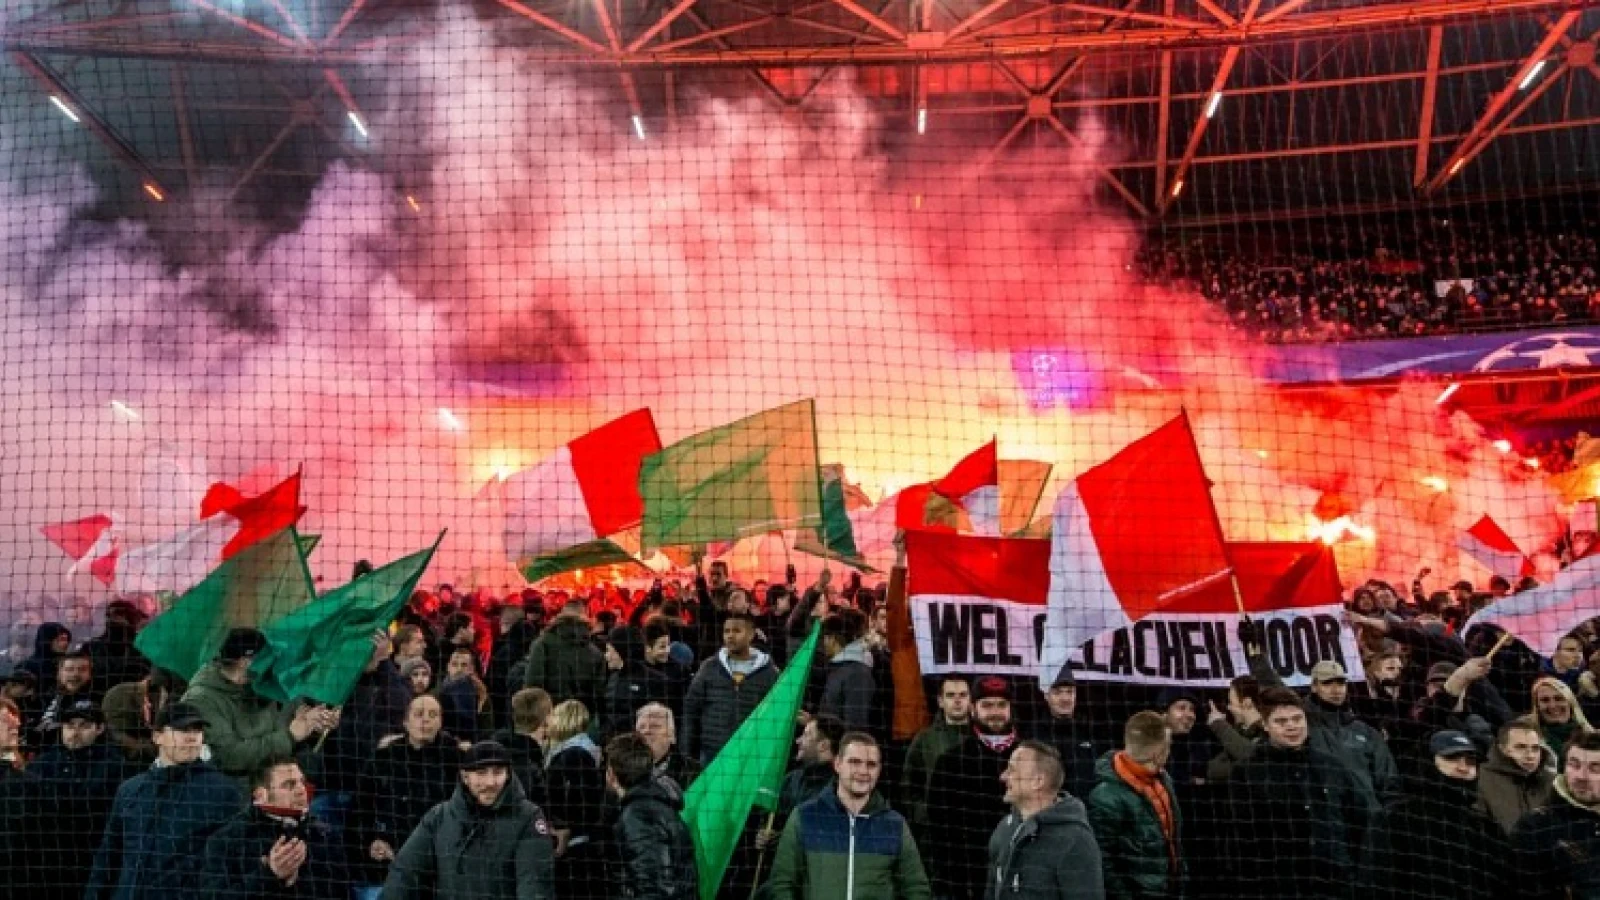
[1473,332,1600,372]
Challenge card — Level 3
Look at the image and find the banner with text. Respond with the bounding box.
[907,535,1361,688]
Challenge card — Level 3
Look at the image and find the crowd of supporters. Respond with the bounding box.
[6,561,1600,899]
[1139,223,1600,343]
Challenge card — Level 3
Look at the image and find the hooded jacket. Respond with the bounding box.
[522,614,606,715]
[20,623,70,685]
[83,620,149,695]
[1373,767,1508,900]
[384,774,556,900]
[987,795,1106,900]
[821,640,876,733]
[768,788,932,900]
[1086,753,1182,900]
[1512,774,1600,900]
[1478,741,1556,833]
[202,803,351,899]
[604,627,677,738]
[85,759,244,900]
[180,663,295,785]
[682,648,779,763]
[614,776,698,900]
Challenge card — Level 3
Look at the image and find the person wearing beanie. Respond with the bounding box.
[181,628,338,790]
[926,675,1020,900]
[1027,665,1104,802]
[385,741,556,900]
[1154,686,1213,790]
[602,625,675,740]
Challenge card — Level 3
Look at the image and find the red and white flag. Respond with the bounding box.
[41,514,120,586]
[895,441,998,533]
[1468,553,1600,657]
[1457,515,1533,580]
[1037,414,1232,687]
[115,472,305,595]
[503,410,662,565]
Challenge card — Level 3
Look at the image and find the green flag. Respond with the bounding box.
[519,537,643,583]
[640,399,824,552]
[296,533,321,556]
[133,527,316,681]
[792,464,877,572]
[251,533,444,706]
[681,624,821,900]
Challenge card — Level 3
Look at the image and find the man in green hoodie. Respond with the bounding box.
[180,628,336,788]
[769,732,931,900]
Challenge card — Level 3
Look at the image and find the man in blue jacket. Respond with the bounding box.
[86,702,243,900]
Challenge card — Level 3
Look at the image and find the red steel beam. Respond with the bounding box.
[1160,43,1239,213]
[1424,9,1582,193]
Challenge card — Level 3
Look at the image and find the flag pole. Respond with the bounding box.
[1486,630,1515,660]
[748,810,778,900]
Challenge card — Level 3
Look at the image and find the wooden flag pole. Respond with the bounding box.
[1486,630,1515,661]
[748,810,778,900]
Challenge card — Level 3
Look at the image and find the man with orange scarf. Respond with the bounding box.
[1087,712,1183,900]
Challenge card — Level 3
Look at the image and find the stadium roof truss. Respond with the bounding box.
[5,0,1600,222]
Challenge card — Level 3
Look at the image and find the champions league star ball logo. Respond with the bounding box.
[1473,332,1600,372]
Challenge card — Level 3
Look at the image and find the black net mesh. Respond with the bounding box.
[2,0,1600,898]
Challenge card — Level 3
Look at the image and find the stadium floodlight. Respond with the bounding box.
[632,115,646,140]
[50,96,80,123]
[1205,92,1222,119]
[1519,59,1547,90]
[917,107,928,135]
[348,111,368,138]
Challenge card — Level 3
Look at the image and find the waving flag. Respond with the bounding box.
[41,514,120,586]
[503,409,662,569]
[115,472,306,596]
[639,400,823,551]
[1036,413,1232,687]
[1467,553,1600,656]
[1458,515,1533,580]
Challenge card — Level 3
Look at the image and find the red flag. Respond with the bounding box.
[202,472,307,560]
[932,440,999,501]
[41,514,120,586]
[1038,413,1231,684]
[1458,515,1534,579]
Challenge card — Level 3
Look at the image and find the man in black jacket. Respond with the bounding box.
[927,675,1021,900]
[1513,729,1600,899]
[384,741,556,900]
[86,702,244,900]
[28,702,135,900]
[819,610,876,733]
[1225,688,1378,900]
[682,613,779,764]
[606,732,699,900]
[203,756,350,899]
[1027,667,1102,801]
[1373,730,1507,900]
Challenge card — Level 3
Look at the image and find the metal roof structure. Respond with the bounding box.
[4,0,1599,223]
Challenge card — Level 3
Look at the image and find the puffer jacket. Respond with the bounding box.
[30,739,137,900]
[384,775,556,900]
[1086,753,1182,899]
[1513,775,1600,900]
[768,788,932,900]
[682,649,779,763]
[614,776,698,900]
[84,760,244,900]
[820,641,876,733]
[522,614,606,714]
[987,795,1106,900]
[1478,741,1556,834]
[180,663,295,785]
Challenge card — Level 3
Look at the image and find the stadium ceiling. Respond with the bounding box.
[5,0,1600,223]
